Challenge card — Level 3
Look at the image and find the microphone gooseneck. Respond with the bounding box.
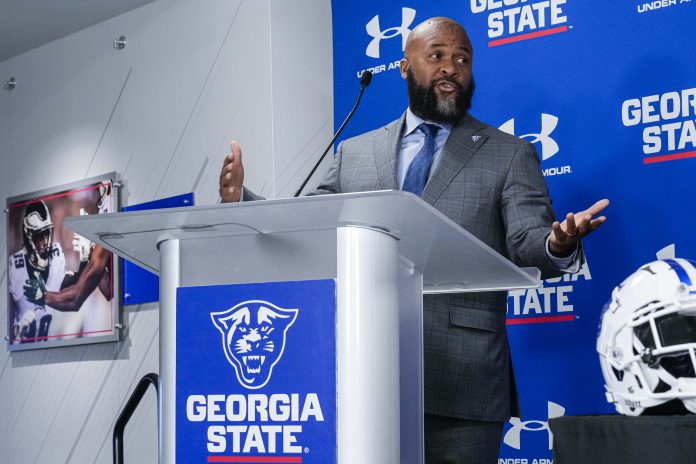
[293,71,373,197]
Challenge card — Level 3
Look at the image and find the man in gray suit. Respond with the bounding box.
[220,16,608,464]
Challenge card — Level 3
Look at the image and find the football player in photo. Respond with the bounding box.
[9,200,67,343]
[22,182,114,337]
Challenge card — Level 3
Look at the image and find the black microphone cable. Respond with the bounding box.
[293,70,373,197]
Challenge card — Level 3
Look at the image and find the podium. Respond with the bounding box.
[65,190,540,464]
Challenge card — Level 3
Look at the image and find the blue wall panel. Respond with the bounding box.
[121,192,194,305]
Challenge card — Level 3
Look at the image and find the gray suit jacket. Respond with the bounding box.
[310,112,565,422]
[243,112,567,421]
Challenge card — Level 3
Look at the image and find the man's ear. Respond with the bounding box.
[399,59,409,80]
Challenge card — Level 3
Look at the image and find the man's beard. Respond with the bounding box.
[407,69,474,124]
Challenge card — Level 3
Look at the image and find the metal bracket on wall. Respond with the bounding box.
[3,77,16,90]
[113,36,127,50]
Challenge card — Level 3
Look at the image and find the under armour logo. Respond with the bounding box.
[503,401,565,450]
[499,113,559,160]
[365,8,416,58]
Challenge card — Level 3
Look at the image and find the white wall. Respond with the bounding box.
[0,0,333,461]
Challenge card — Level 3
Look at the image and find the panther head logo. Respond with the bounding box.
[211,300,298,389]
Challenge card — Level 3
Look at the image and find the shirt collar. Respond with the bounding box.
[403,108,453,138]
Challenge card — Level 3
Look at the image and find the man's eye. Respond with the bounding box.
[430,53,441,60]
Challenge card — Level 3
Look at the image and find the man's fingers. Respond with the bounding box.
[221,162,237,176]
[565,213,577,236]
[223,140,243,165]
[573,213,592,232]
[219,140,245,203]
[229,140,242,162]
[559,199,609,239]
[589,216,607,231]
[584,198,609,217]
[551,221,565,240]
[220,154,243,182]
[223,150,234,165]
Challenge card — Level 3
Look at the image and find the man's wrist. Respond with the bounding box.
[546,235,579,271]
[548,239,575,258]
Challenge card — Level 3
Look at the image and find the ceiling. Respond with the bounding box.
[0,0,158,62]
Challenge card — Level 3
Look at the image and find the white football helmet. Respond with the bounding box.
[597,258,696,415]
[22,200,54,271]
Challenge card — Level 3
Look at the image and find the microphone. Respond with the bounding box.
[359,70,373,87]
[293,70,372,197]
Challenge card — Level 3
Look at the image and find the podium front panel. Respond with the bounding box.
[176,280,337,462]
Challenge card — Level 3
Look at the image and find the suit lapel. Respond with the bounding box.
[371,115,405,190]
[421,114,489,205]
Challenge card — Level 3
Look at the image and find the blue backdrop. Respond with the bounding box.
[331,1,696,460]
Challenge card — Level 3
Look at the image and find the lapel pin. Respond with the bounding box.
[471,135,481,142]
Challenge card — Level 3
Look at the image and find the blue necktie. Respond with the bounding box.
[402,123,440,196]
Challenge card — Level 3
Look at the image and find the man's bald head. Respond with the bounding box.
[399,17,474,124]
[404,17,472,59]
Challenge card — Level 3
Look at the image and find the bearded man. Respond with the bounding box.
[219,16,608,463]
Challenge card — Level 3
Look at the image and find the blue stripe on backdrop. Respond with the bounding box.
[332,1,696,461]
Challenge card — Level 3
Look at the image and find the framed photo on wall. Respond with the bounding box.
[6,173,121,351]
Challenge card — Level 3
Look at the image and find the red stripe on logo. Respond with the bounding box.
[643,150,696,164]
[506,315,575,325]
[207,457,302,463]
[488,26,569,47]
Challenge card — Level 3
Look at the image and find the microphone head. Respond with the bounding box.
[360,70,373,87]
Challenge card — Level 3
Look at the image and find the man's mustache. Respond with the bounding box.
[432,78,463,91]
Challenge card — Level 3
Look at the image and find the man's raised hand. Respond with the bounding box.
[549,199,609,257]
[219,140,244,203]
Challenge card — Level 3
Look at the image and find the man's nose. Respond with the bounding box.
[440,57,459,76]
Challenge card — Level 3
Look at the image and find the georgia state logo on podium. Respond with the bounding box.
[211,300,298,389]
